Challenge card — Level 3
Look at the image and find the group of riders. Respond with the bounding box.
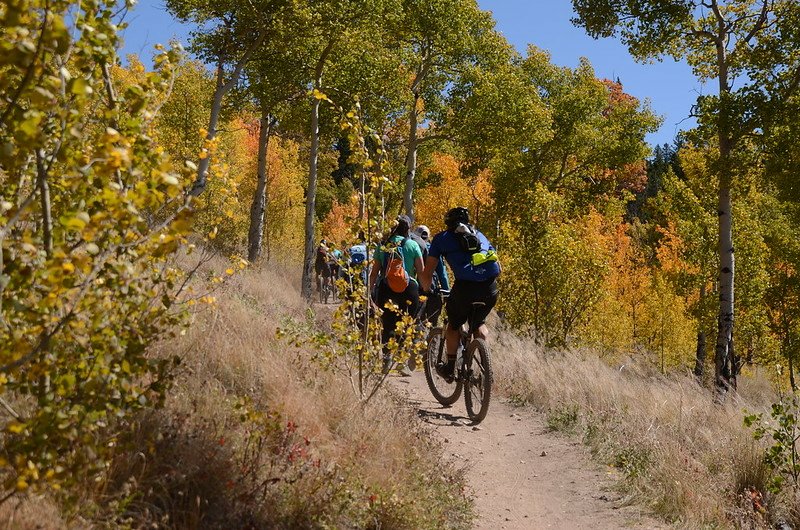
[315,206,501,379]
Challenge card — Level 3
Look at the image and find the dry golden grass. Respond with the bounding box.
[491,325,778,529]
[105,257,473,528]
[2,257,471,529]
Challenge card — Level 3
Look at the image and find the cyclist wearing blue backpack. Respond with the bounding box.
[420,207,500,380]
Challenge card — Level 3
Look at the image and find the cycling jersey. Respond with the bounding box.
[428,229,500,282]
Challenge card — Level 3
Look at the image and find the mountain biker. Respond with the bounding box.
[420,207,500,381]
[414,224,450,327]
[345,243,368,285]
[315,239,331,294]
[368,214,425,375]
[328,247,342,280]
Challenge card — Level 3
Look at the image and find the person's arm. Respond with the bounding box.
[414,256,424,283]
[436,257,450,290]
[421,255,438,292]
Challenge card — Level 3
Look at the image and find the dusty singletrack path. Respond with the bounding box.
[391,371,664,530]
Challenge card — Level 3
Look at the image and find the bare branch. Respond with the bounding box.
[742,0,770,44]
[35,150,53,258]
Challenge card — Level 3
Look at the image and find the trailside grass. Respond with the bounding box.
[2,258,472,529]
[491,326,784,529]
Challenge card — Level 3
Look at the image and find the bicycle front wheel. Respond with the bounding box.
[464,338,492,423]
[423,328,462,406]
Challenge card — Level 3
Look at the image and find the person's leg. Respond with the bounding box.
[404,281,420,320]
[445,324,461,357]
[441,282,470,379]
[377,283,393,345]
[399,282,421,374]
[378,285,402,373]
[469,280,498,342]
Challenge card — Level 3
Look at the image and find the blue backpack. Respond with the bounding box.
[349,245,367,266]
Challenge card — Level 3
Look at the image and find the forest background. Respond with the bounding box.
[4,0,800,527]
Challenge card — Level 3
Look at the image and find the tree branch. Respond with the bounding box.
[0,3,50,128]
[742,0,770,45]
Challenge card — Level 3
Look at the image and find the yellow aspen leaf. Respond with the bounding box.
[225,268,234,275]
[62,262,75,273]
[7,422,25,434]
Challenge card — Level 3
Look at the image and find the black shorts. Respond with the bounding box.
[315,260,331,277]
[446,278,498,331]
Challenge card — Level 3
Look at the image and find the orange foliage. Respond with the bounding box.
[416,152,494,232]
[655,220,698,276]
[321,196,360,248]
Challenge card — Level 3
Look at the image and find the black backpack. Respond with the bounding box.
[454,223,481,254]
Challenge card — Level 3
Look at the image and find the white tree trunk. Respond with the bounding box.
[190,66,226,196]
[403,93,419,220]
[301,40,335,300]
[247,113,272,262]
[301,97,322,299]
[189,32,267,197]
[36,150,52,258]
[715,181,735,391]
[713,27,735,394]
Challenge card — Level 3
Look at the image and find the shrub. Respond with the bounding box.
[0,0,196,499]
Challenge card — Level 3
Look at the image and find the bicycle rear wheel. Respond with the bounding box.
[423,328,462,406]
[464,338,492,423]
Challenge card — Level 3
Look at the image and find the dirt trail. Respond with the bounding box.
[391,371,664,530]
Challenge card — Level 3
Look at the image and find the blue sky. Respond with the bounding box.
[120,0,706,147]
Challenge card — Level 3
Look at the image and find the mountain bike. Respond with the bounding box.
[318,272,333,304]
[423,290,493,423]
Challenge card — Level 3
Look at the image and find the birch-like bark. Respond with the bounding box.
[403,92,419,220]
[715,172,735,392]
[247,112,273,262]
[403,49,431,221]
[189,31,267,197]
[301,39,335,300]
[36,150,52,258]
[709,2,735,395]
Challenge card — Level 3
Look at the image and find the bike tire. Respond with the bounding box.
[464,338,492,424]
[423,328,462,406]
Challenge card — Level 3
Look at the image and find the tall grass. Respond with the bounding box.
[3,259,472,529]
[492,325,779,528]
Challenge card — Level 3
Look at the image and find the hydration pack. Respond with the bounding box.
[349,246,367,266]
[454,223,481,254]
[382,238,410,293]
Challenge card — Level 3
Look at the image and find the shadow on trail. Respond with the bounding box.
[416,407,471,427]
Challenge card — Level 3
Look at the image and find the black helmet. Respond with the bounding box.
[444,207,469,229]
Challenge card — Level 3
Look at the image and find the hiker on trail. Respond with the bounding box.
[413,224,450,327]
[315,238,332,294]
[328,246,342,280]
[345,242,368,287]
[368,215,424,375]
[420,207,500,381]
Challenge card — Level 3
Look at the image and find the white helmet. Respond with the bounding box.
[414,225,431,241]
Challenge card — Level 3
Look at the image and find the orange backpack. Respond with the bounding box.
[382,238,410,293]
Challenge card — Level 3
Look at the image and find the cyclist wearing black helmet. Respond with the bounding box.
[420,207,500,379]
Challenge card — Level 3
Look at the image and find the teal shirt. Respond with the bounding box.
[374,235,423,283]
